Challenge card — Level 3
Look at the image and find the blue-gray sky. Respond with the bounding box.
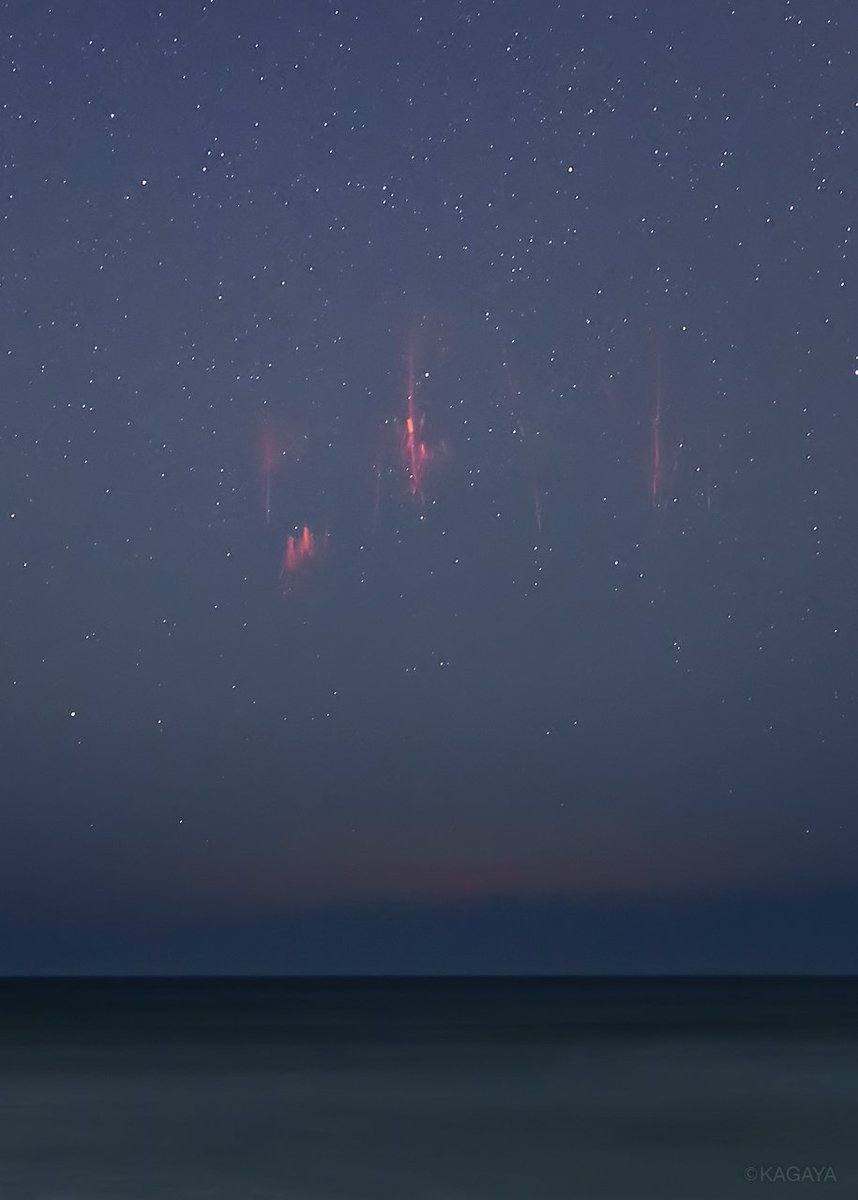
[2,0,857,972]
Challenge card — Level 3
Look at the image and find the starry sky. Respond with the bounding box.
[2,0,858,974]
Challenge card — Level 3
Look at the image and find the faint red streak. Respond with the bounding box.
[260,429,284,527]
[534,486,543,536]
[401,339,431,497]
[373,462,384,523]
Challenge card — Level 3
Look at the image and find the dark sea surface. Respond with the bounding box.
[0,977,855,1199]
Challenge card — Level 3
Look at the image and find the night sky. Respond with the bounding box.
[3,0,858,974]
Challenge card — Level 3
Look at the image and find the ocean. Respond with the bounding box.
[0,977,854,1198]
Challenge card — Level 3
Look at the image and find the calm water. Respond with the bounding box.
[0,977,855,1199]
